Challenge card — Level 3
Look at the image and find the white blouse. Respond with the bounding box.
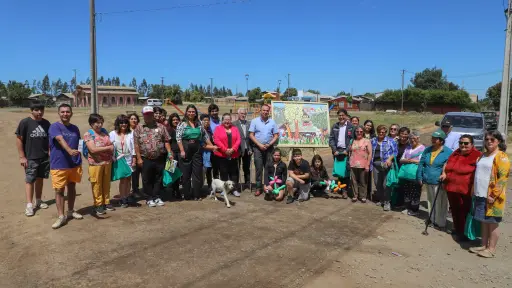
[109,131,136,169]
[474,153,497,198]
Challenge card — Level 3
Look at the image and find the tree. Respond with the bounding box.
[0,81,7,98]
[97,76,105,86]
[85,77,92,85]
[41,74,50,95]
[130,77,137,90]
[283,87,298,100]
[7,81,31,106]
[70,77,77,92]
[307,89,320,94]
[61,82,70,93]
[485,81,508,112]
[51,78,63,96]
[247,87,262,102]
[363,92,376,99]
[138,79,149,97]
[336,91,350,96]
[31,80,38,94]
[410,67,459,91]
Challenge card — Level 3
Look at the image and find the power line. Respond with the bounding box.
[97,0,251,15]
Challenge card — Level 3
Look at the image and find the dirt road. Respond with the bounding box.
[0,109,510,288]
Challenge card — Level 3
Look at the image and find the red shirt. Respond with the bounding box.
[213,125,241,159]
[444,148,482,194]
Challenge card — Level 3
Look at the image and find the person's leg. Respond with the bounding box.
[360,169,368,200]
[218,158,229,181]
[372,164,382,204]
[67,182,79,214]
[103,164,113,209]
[426,184,435,218]
[488,223,499,253]
[55,188,65,217]
[191,150,204,200]
[403,181,411,210]
[435,186,448,228]
[447,192,462,234]
[211,154,220,180]
[229,159,240,192]
[285,177,295,204]
[142,158,156,201]
[350,168,358,200]
[180,157,193,200]
[131,167,140,194]
[410,182,422,213]
[206,167,213,187]
[367,170,373,201]
[253,148,264,194]
[35,157,50,207]
[242,152,251,184]
[481,222,489,248]
[153,158,165,202]
[88,165,103,208]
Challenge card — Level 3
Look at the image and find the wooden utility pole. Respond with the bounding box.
[210,77,214,103]
[90,0,98,113]
[499,0,512,135]
[401,69,405,112]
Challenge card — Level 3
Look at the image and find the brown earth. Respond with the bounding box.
[0,108,510,288]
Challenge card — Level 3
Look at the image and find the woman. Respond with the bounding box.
[349,125,372,203]
[388,124,400,142]
[350,116,360,127]
[309,154,330,198]
[109,115,136,208]
[176,105,217,201]
[400,131,425,216]
[84,113,114,215]
[470,131,510,258]
[213,113,241,196]
[201,114,214,188]
[166,113,181,200]
[370,125,398,211]
[394,127,410,208]
[440,134,482,240]
[128,113,142,199]
[363,120,376,140]
[417,129,452,230]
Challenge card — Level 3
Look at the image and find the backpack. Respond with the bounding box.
[82,128,108,158]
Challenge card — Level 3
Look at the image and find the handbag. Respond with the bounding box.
[111,150,132,181]
[464,197,481,240]
[163,160,183,187]
[386,157,399,188]
[333,154,348,178]
[398,152,422,181]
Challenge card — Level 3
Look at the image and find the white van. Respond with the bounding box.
[147,99,163,107]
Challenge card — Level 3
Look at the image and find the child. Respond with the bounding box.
[263,149,288,201]
[310,154,330,198]
[286,148,311,204]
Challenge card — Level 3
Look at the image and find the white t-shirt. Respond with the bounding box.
[109,131,136,170]
[444,132,461,152]
[474,153,497,198]
[337,122,348,149]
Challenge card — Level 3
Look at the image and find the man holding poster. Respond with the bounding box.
[328,108,353,199]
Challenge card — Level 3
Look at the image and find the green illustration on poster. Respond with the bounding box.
[271,101,330,148]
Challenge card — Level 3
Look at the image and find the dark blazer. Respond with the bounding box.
[232,119,252,154]
[328,121,354,154]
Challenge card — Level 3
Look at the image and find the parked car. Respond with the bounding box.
[435,112,486,150]
[481,111,498,130]
[146,98,163,107]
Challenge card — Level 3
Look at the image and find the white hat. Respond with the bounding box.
[142,106,154,115]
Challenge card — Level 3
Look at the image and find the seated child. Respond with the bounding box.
[286,148,311,204]
[309,154,330,198]
[263,149,287,201]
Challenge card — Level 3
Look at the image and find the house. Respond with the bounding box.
[293,90,335,102]
[328,95,361,111]
[74,85,139,107]
[55,93,75,107]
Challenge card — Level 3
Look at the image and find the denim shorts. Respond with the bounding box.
[473,196,502,224]
[25,157,50,183]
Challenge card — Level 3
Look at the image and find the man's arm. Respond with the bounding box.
[328,125,337,154]
[249,132,263,148]
[16,136,27,168]
[268,133,279,147]
[55,135,80,156]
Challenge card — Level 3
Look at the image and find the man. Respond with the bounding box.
[15,101,51,217]
[441,120,460,151]
[328,108,353,198]
[232,108,252,194]
[285,148,311,204]
[208,104,221,181]
[249,104,279,196]
[134,106,173,207]
[48,104,84,229]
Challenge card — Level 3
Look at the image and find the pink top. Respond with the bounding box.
[349,138,372,169]
[213,125,241,159]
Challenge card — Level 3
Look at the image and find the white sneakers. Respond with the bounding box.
[52,215,67,229]
[148,198,165,207]
[25,204,34,217]
[68,210,83,220]
[25,200,49,217]
[36,200,49,209]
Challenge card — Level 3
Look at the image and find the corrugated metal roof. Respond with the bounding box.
[77,85,137,92]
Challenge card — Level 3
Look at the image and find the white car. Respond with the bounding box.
[147,99,163,107]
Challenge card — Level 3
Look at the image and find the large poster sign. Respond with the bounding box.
[271,101,330,148]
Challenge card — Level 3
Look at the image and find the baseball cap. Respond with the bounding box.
[441,120,452,127]
[431,129,447,140]
[142,106,154,115]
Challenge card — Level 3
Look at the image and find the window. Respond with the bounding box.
[348,102,352,108]
[339,102,345,108]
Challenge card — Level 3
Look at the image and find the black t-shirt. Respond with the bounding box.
[397,143,407,167]
[15,117,51,160]
[373,143,381,162]
[288,159,311,183]
[264,161,288,186]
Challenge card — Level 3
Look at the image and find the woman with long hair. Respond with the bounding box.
[470,131,510,258]
[363,120,376,140]
[176,105,216,200]
[440,134,482,240]
[127,113,142,199]
[309,154,330,198]
[166,113,182,200]
[109,114,135,208]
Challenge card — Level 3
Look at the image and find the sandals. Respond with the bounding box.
[351,197,358,202]
[342,192,348,199]
[469,246,487,254]
[477,249,496,258]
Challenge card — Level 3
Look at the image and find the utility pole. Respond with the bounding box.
[161,77,164,86]
[245,74,249,109]
[401,69,405,112]
[287,73,291,98]
[160,77,165,99]
[90,0,98,113]
[499,0,512,135]
[277,79,281,93]
[210,77,214,103]
[73,69,77,84]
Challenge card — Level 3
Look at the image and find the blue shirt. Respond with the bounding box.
[49,122,82,169]
[249,117,278,145]
[370,136,398,171]
[210,117,220,133]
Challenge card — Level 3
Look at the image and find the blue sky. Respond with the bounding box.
[0,0,508,96]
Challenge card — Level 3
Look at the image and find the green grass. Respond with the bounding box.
[330,111,442,131]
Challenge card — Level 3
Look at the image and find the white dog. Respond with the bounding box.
[210,179,235,208]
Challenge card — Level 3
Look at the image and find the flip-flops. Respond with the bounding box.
[477,249,495,258]
[469,246,486,254]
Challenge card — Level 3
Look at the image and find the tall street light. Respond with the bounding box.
[245,74,249,109]
[277,80,281,92]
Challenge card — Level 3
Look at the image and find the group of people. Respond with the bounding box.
[16,102,509,258]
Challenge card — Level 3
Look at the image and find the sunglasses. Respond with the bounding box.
[390,128,397,131]
[355,131,363,134]
[485,138,497,142]
[459,141,470,146]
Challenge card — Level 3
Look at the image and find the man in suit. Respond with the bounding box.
[328,108,353,199]
[233,108,252,194]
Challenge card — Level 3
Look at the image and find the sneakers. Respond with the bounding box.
[155,198,165,206]
[105,204,116,211]
[68,210,83,219]
[233,191,241,197]
[375,202,382,206]
[36,200,49,209]
[286,196,294,204]
[25,203,34,217]
[383,202,391,211]
[147,200,156,207]
[52,215,67,229]
[120,198,129,208]
[95,206,106,215]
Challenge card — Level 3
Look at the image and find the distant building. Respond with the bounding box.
[74,85,139,107]
[55,93,75,107]
[328,95,361,111]
[470,94,478,103]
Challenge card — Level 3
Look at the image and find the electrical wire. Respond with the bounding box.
[97,0,251,15]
